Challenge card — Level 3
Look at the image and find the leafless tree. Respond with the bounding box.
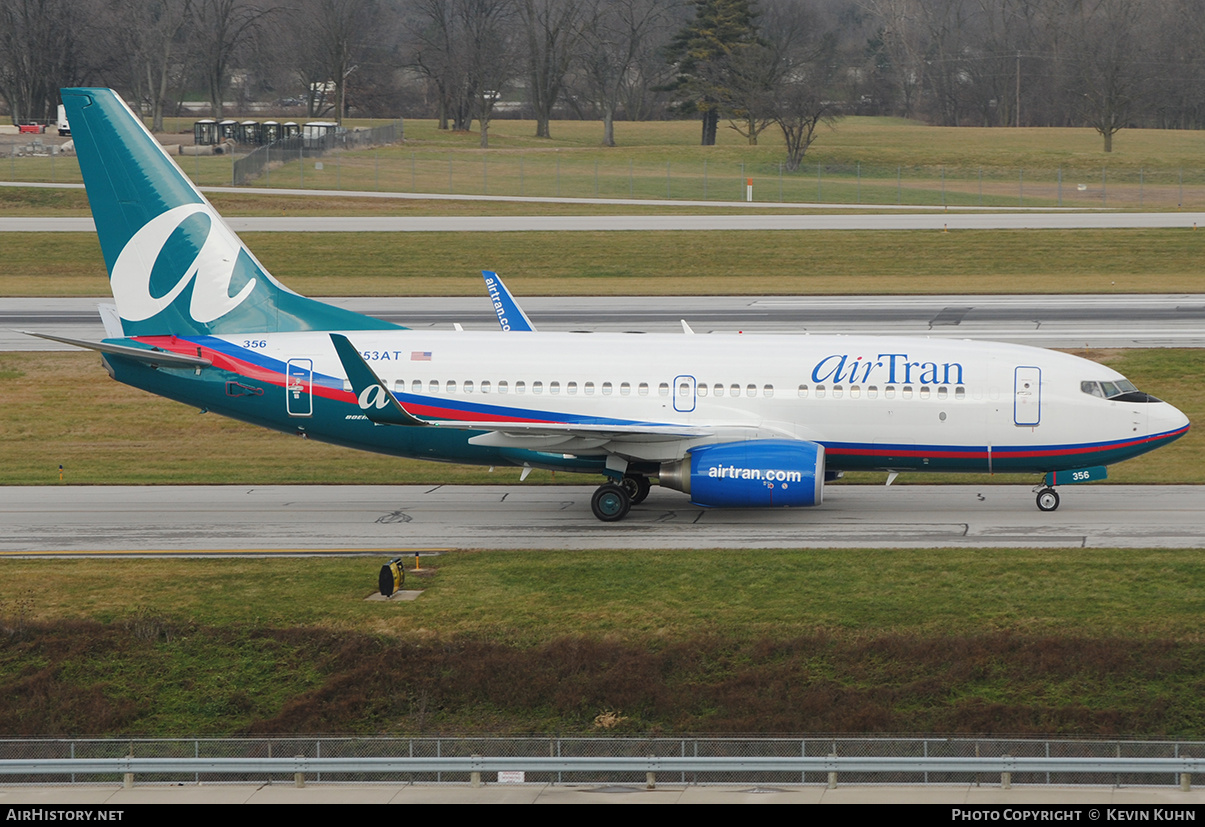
[519,0,586,139]
[277,5,337,117]
[1072,0,1141,151]
[859,0,927,119]
[0,0,96,125]
[914,0,979,126]
[408,0,516,136]
[463,0,518,146]
[575,0,675,146]
[192,0,277,118]
[309,0,381,124]
[104,0,193,131]
[716,38,780,144]
[763,0,841,170]
[407,0,464,128]
[1144,0,1205,129]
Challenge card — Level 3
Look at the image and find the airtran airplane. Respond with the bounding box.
[37,88,1189,522]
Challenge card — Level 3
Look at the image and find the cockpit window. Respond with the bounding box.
[1081,379,1160,403]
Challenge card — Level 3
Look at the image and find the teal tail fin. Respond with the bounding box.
[62,88,399,337]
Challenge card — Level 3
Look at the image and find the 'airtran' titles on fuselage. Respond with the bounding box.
[811,353,965,386]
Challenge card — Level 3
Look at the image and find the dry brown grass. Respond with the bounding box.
[6,227,1205,298]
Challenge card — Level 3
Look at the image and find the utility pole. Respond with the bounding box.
[338,65,358,127]
[1015,50,1021,128]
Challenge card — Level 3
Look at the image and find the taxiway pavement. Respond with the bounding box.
[3,484,1203,554]
[7,293,1205,350]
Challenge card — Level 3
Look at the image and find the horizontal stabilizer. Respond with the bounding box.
[20,331,212,367]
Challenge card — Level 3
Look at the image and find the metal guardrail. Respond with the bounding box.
[2,756,1203,776]
[3,737,1204,789]
[0,751,1203,792]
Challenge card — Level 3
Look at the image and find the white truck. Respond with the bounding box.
[57,104,70,136]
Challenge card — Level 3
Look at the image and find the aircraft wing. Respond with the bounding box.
[436,420,710,440]
[330,333,715,454]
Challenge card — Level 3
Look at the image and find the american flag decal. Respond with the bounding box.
[411,351,432,361]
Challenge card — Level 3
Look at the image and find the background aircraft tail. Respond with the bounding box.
[62,88,399,337]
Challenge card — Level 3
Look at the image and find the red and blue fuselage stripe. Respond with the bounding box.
[134,336,1188,471]
[135,335,678,428]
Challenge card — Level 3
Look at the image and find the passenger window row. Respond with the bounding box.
[342,378,969,403]
[360,380,783,399]
[382,379,666,397]
[797,384,966,400]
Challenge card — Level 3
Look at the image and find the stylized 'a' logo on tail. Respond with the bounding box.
[62,87,401,337]
[111,204,256,324]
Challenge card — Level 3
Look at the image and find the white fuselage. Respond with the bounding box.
[183,329,1188,475]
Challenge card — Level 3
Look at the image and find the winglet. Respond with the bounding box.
[329,334,427,426]
[483,271,536,332]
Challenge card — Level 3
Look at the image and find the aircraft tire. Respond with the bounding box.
[592,482,631,522]
[1036,488,1060,512]
[622,475,652,505]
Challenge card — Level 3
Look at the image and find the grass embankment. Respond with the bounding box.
[5,227,1205,297]
[0,349,1200,486]
[8,116,1205,205]
[144,114,1205,173]
[0,549,1202,736]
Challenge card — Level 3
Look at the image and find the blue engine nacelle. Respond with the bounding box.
[658,440,825,508]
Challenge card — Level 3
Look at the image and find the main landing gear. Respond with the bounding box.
[620,474,651,505]
[1035,486,1060,512]
[591,482,630,522]
[590,475,651,522]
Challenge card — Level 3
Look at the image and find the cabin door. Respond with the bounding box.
[1013,366,1041,426]
[673,374,696,413]
[286,358,313,417]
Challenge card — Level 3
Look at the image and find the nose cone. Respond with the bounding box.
[1154,400,1191,443]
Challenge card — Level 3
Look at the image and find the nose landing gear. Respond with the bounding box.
[1035,487,1060,512]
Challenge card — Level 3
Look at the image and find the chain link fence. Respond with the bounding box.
[231,120,402,186]
[6,132,1205,207]
[0,736,1200,787]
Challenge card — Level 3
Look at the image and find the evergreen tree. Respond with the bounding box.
[664,0,762,146]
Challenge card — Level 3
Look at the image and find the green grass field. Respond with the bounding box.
[5,227,1205,297]
[1,548,1203,736]
[148,114,1205,172]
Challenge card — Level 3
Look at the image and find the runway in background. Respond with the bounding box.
[7,294,1205,350]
